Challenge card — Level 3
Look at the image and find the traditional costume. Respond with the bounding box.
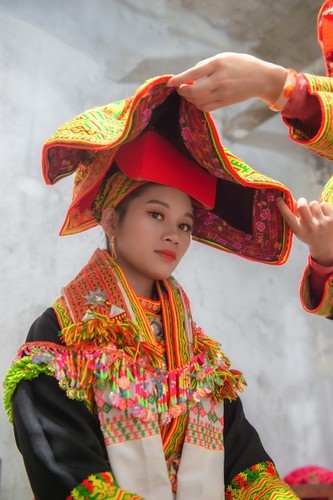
[281,0,333,320]
[3,68,300,499]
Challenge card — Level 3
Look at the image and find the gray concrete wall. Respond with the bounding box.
[1,1,332,498]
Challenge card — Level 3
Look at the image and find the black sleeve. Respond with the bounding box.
[26,307,64,344]
[12,309,111,500]
[224,397,272,487]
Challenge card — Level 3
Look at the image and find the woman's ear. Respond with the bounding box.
[101,206,118,239]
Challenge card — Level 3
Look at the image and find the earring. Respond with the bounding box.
[110,235,117,260]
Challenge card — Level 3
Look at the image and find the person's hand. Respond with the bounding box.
[277,197,333,266]
[167,52,288,112]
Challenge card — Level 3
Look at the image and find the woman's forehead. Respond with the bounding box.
[132,183,193,210]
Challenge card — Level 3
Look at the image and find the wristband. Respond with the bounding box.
[268,68,298,112]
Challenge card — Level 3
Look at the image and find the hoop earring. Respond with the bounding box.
[110,236,117,260]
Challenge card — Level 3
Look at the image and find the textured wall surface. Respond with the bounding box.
[1,0,332,498]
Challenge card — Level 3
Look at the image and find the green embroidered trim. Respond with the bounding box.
[3,356,54,423]
[305,73,333,94]
[66,471,143,500]
[53,297,72,329]
[226,461,297,499]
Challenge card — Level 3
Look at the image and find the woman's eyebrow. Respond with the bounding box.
[146,199,169,207]
[146,199,194,219]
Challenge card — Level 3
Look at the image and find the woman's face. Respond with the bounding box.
[111,184,194,297]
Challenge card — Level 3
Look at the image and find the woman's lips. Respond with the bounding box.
[155,250,177,261]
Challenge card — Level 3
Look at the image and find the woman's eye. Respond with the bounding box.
[179,223,192,233]
[149,211,163,220]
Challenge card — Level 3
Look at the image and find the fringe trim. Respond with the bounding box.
[60,311,139,347]
[60,311,165,367]
[4,338,246,424]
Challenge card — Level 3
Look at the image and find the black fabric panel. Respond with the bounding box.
[141,91,255,234]
[13,377,109,500]
[26,307,62,344]
[12,309,111,500]
[224,397,272,487]
[144,92,188,157]
[214,179,254,234]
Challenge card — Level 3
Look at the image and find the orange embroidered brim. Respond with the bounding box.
[42,75,294,265]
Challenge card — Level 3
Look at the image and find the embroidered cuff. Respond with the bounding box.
[283,73,333,163]
[300,257,333,318]
[66,471,143,500]
[226,461,298,499]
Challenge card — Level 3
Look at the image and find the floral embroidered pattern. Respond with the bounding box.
[66,471,143,499]
[226,461,298,499]
[193,188,287,263]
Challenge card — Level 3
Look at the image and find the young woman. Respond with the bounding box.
[167,0,333,320]
[4,77,299,499]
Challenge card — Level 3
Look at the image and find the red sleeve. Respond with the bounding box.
[282,74,322,135]
[308,256,333,305]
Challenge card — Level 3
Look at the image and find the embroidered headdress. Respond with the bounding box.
[42,76,294,264]
[92,130,217,221]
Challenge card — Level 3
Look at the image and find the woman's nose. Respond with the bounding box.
[162,225,179,244]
